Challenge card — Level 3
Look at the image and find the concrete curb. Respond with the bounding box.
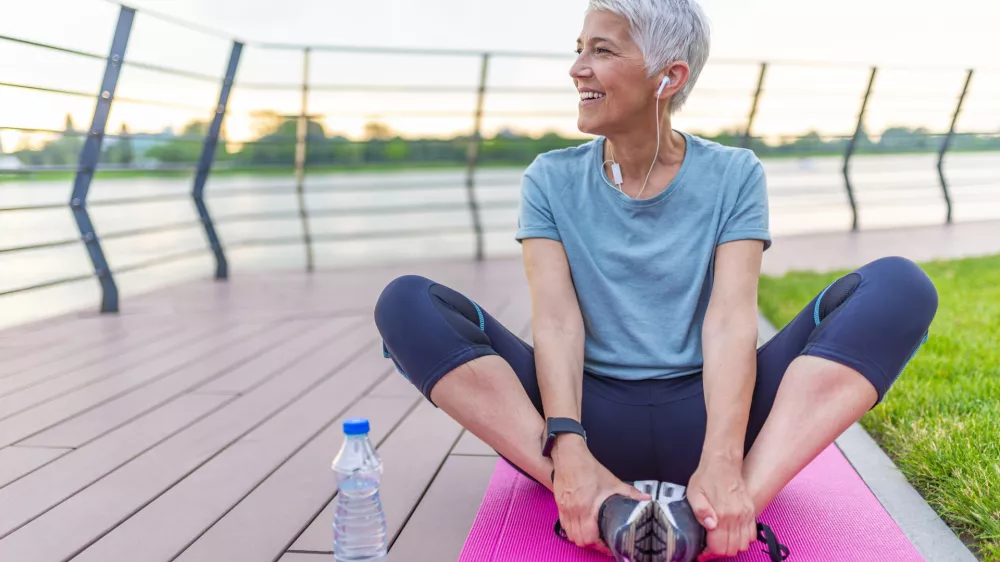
[756,311,978,562]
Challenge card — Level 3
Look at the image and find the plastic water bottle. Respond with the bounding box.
[332,418,387,561]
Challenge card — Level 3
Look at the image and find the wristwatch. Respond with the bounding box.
[541,417,587,458]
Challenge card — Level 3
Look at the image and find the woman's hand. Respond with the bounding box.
[551,436,650,555]
[687,457,757,560]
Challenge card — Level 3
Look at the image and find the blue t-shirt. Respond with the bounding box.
[515,131,771,381]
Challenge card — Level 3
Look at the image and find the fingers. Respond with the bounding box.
[687,489,718,531]
[589,541,613,556]
[559,505,600,550]
[619,482,652,502]
[563,516,582,548]
[739,517,754,554]
[708,527,730,559]
[580,512,602,548]
[726,522,739,558]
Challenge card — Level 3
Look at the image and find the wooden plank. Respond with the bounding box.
[368,370,420,399]
[72,342,397,562]
[452,430,497,457]
[0,322,179,395]
[21,319,346,448]
[0,321,233,419]
[174,396,417,562]
[0,323,262,448]
[194,315,365,394]
[0,316,166,372]
[0,446,70,487]
[0,325,380,561]
[290,400,463,553]
[388,455,498,562]
[0,394,230,537]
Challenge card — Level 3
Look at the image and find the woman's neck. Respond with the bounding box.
[603,115,686,197]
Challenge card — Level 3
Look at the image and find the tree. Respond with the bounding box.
[145,120,225,164]
[384,138,410,162]
[363,121,393,141]
[102,124,135,165]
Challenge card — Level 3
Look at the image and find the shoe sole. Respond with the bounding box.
[612,500,674,562]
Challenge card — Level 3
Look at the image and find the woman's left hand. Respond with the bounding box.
[686,457,756,560]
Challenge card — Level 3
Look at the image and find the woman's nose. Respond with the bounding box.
[569,57,591,81]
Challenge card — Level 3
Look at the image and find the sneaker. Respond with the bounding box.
[555,480,789,562]
[598,480,704,562]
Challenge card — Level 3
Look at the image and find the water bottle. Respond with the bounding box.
[332,418,387,561]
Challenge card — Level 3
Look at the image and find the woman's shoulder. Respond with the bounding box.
[684,132,763,173]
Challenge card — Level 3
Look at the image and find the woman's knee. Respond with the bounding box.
[374,274,494,399]
[862,256,939,326]
[375,274,488,346]
[374,275,432,332]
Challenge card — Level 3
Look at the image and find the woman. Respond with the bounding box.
[375,0,938,560]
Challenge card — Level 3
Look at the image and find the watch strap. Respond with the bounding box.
[542,417,587,457]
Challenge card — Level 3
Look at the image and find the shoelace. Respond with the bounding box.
[756,522,790,561]
[554,519,569,540]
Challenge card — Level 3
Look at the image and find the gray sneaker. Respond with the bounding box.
[598,480,705,562]
[555,480,788,562]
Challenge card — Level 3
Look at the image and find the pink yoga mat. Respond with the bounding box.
[459,445,923,561]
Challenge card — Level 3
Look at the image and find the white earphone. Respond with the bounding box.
[602,74,672,197]
[656,75,671,96]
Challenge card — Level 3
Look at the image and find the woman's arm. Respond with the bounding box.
[701,238,763,461]
[522,237,648,554]
[688,238,765,560]
[522,238,586,428]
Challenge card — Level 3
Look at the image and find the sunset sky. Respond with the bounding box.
[1,0,999,148]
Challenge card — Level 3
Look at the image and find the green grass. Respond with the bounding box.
[759,254,1000,560]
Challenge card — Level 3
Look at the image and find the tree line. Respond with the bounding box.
[8,112,1000,170]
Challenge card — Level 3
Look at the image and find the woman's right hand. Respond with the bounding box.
[551,436,652,554]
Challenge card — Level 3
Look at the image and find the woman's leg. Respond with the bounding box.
[740,256,938,514]
[374,275,555,488]
[430,355,554,487]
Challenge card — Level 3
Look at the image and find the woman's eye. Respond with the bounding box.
[574,48,583,55]
[596,48,610,54]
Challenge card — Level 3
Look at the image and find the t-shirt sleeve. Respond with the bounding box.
[515,171,561,243]
[718,157,772,251]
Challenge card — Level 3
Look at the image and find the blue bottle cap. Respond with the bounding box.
[343,418,370,435]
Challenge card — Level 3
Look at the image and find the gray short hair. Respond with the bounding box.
[587,0,711,112]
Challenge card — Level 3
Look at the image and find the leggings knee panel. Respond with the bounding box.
[374,275,493,401]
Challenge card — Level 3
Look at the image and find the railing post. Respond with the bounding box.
[465,52,489,261]
[937,69,973,225]
[842,66,876,232]
[71,5,134,313]
[741,62,767,149]
[295,46,315,271]
[193,40,242,280]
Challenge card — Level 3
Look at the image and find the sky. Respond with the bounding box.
[1,0,999,147]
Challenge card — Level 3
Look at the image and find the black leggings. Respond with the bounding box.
[374,256,937,484]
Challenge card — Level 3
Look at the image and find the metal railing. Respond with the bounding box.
[1,1,998,316]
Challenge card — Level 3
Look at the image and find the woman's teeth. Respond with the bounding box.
[580,91,605,100]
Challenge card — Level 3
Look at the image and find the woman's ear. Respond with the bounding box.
[657,62,691,99]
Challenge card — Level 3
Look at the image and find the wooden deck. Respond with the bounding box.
[3,220,998,561]
[0,257,533,562]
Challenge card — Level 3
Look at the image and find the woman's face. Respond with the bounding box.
[570,10,657,136]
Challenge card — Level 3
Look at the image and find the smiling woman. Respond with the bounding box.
[373,1,939,561]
